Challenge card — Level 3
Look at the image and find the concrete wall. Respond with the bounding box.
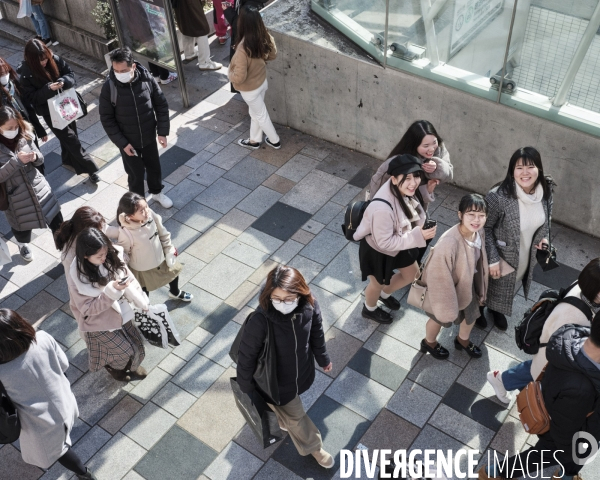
[264,30,600,237]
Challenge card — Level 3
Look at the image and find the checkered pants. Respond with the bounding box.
[84,321,145,372]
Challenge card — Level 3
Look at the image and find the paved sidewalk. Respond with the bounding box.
[1,35,600,480]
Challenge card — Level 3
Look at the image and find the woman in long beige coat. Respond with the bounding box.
[419,194,489,360]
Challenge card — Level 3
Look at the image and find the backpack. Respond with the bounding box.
[514,282,593,355]
[341,198,392,241]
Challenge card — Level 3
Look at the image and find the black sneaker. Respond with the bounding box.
[265,137,281,150]
[454,337,483,358]
[89,173,100,184]
[489,309,508,331]
[361,305,393,324]
[238,138,260,150]
[420,339,449,359]
[379,295,400,310]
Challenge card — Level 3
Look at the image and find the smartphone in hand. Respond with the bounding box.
[423,219,437,230]
[118,276,129,285]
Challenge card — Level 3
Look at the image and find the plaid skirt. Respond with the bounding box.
[84,321,145,372]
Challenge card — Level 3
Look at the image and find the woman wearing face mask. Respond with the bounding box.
[354,154,438,324]
[236,266,334,469]
[418,194,489,360]
[17,39,100,183]
[0,106,62,262]
[482,147,554,331]
[368,120,452,200]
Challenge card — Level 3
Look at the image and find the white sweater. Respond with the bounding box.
[515,184,545,285]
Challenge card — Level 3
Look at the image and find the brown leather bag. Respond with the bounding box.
[0,183,9,211]
[516,367,551,435]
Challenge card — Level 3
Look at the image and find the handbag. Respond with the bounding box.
[47,88,85,130]
[229,311,280,405]
[230,377,283,449]
[0,380,21,444]
[536,193,559,272]
[76,91,88,118]
[0,183,8,211]
[407,247,435,315]
[134,304,181,349]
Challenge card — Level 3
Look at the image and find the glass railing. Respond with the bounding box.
[311,0,600,136]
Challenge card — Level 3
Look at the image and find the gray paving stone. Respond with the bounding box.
[204,441,264,480]
[151,382,197,418]
[65,364,84,385]
[313,243,365,302]
[430,404,496,451]
[281,170,347,214]
[196,177,251,214]
[86,433,146,480]
[215,208,257,237]
[407,353,464,396]
[300,229,348,266]
[325,368,394,421]
[251,202,312,241]
[166,285,222,339]
[121,402,177,449]
[322,327,363,378]
[223,240,270,268]
[14,273,54,301]
[309,285,352,332]
[208,144,251,170]
[171,353,225,397]
[363,331,422,371]
[357,409,420,459]
[301,219,326,235]
[271,239,304,264]
[333,296,378,342]
[347,348,408,392]
[185,326,214,347]
[386,380,442,428]
[39,309,80,348]
[190,254,254,299]
[223,157,278,189]
[324,206,346,234]
[0,444,43,479]
[200,321,242,367]
[162,178,207,210]
[237,227,284,254]
[45,165,84,198]
[172,202,223,233]
[275,153,320,182]
[300,370,333,411]
[70,370,128,425]
[233,424,283,463]
[172,340,201,361]
[65,338,89,372]
[330,184,363,206]
[186,226,236,263]
[489,414,531,457]
[98,395,143,435]
[409,425,476,472]
[254,459,303,480]
[171,125,221,152]
[185,150,214,169]
[0,293,26,311]
[1,245,57,288]
[287,255,324,284]
[189,163,227,186]
[236,186,283,217]
[45,274,70,303]
[176,252,207,287]
[158,353,187,375]
[129,367,172,404]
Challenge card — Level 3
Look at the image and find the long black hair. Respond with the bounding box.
[235,4,275,59]
[388,171,425,219]
[497,147,552,200]
[23,39,59,83]
[75,228,124,287]
[388,120,443,159]
[55,206,107,254]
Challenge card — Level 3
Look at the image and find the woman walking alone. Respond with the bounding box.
[0,310,97,479]
[228,4,280,150]
[67,228,149,382]
[482,147,554,330]
[0,106,62,261]
[18,39,100,183]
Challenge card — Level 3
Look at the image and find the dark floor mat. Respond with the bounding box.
[532,263,580,290]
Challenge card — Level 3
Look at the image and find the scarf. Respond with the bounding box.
[405,195,422,223]
[515,182,544,204]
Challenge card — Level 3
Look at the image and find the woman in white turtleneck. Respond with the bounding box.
[480,147,554,331]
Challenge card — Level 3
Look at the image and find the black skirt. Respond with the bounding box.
[359,239,420,285]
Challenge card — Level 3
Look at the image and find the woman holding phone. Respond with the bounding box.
[354,154,438,324]
[18,39,100,183]
[482,147,554,330]
[0,106,62,261]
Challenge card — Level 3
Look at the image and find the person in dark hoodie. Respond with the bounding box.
[99,47,172,209]
[236,266,335,469]
[479,322,600,480]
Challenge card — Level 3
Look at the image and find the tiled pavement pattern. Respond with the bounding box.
[1,36,600,480]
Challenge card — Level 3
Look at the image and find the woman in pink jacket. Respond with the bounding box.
[354,154,438,324]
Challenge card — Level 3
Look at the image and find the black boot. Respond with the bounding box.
[361,305,393,324]
[454,337,483,358]
[474,306,487,329]
[104,364,131,382]
[420,339,449,360]
[489,309,508,331]
[76,468,98,480]
[379,295,400,310]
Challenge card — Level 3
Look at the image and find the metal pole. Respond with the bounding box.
[496,0,519,103]
[107,0,126,51]
[163,0,189,108]
[383,0,390,68]
[420,0,440,67]
[552,0,600,107]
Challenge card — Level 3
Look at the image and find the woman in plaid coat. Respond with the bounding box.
[482,147,553,330]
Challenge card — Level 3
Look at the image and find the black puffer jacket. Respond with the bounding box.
[17,55,76,118]
[543,325,600,458]
[98,63,169,150]
[237,298,330,406]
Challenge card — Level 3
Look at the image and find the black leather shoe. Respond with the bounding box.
[362,305,393,324]
[474,314,488,329]
[420,339,449,359]
[489,309,508,331]
[379,295,400,310]
[454,337,483,358]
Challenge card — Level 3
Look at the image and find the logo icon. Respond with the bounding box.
[572,431,599,466]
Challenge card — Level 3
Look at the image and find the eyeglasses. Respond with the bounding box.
[271,298,298,305]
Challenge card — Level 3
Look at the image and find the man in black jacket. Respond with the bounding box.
[99,48,172,208]
[480,322,600,480]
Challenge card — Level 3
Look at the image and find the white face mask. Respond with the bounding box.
[272,298,299,315]
[1,128,19,140]
[0,73,9,86]
[115,70,133,83]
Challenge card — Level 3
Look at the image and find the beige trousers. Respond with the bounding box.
[268,395,322,456]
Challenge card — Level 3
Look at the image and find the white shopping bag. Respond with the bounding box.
[47,88,84,130]
[133,304,181,349]
[0,238,11,266]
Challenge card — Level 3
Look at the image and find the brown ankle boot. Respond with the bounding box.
[104,365,131,382]
[311,449,335,469]
[130,365,147,380]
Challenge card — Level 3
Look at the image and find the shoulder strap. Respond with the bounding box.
[413,246,435,283]
[371,198,392,209]
[561,297,593,321]
[109,79,117,107]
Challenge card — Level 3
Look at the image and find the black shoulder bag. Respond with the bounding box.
[536,192,558,272]
[0,380,21,444]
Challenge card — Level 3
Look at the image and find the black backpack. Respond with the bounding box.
[0,380,20,444]
[515,282,593,354]
[341,198,392,241]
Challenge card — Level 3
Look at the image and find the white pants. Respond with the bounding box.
[240,79,280,144]
[181,35,210,64]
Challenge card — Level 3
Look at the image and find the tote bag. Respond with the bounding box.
[407,247,435,315]
[47,88,85,130]
[134,304,181,349]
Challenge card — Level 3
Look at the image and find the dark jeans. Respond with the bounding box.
[142,276,180,296]
[57,447,86,475]
[148,63,169,81]
[12,211,63,244]
[120,141,163,196]
[43,117,98,175]
[501,359,534,391]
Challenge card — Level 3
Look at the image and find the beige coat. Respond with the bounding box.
[420,225,489,324]
[530,284,592,380]
[354,178,432,256]
[116,209,173,272]
[228,36,278,92]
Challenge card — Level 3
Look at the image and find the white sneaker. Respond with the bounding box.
[150,192,173,209]
[161,73,178,85]
[198,60,222,71]
[19,244,34,262]
[487,370,512,404]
